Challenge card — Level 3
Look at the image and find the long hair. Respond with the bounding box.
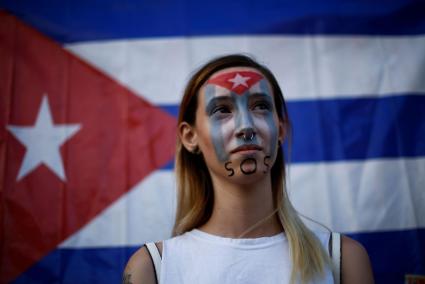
[173,54,331,283]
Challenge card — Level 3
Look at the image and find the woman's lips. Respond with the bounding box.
[230,144,262,154]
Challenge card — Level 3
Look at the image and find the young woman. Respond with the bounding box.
[123,54,374,284]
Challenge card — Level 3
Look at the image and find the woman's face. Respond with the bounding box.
[193,67,284,183]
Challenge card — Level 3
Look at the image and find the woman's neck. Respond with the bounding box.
[198,173,283,238]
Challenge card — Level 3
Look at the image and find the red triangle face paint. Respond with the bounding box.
[207,71,264,95]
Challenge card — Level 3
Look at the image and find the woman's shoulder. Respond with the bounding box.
[311,231,374,283]
[122,242,163,284]
[341,235,374,284]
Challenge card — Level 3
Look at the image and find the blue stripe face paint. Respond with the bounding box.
[201,69,279,177]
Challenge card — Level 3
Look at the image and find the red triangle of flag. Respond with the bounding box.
[0,11,176,283]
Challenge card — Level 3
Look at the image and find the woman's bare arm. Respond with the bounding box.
[341,236,374,284]
[122,246,157,284]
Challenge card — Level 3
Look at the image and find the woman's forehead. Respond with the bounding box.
[208,66,264,80]
[201,66,273,98]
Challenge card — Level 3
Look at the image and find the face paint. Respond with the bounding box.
[240,158,257,175]
[223,155,271,176]
[204,84,230,162]
[207,71,264,95]
[203,70,279,176]
[225,161,235,177]
[263,155,271,174]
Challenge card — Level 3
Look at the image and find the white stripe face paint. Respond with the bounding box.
[198,68,280,179]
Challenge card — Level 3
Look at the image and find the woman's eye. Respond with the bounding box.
[253,102,271,110]
[212,106,231,114]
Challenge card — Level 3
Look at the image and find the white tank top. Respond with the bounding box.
[160,229,334,284]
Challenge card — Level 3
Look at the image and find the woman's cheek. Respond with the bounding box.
[254,115,277,152]
[208,117,235,163]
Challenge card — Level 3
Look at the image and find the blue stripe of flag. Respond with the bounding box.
[160,94,425,169]
[1,0,425,43]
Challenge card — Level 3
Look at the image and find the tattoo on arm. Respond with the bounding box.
[122,273,133,284]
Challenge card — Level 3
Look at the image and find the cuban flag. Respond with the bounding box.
[1,1,424,283]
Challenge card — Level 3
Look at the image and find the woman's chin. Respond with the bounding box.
[226,165,271,185]
[213,155,273,182]
[229,172,270,186]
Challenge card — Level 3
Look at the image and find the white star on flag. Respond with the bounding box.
[228,73,251,89]
[7,95,81,182]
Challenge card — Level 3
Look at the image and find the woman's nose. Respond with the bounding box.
[237,107,255,127]
[237,127,256,142]
[236,110,256,141]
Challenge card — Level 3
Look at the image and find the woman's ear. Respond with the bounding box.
[179,122,199,153]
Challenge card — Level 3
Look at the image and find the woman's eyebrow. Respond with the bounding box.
[248,93,273,101]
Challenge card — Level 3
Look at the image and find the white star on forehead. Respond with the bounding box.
[228,73,251,89]
[7,95,81,182]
